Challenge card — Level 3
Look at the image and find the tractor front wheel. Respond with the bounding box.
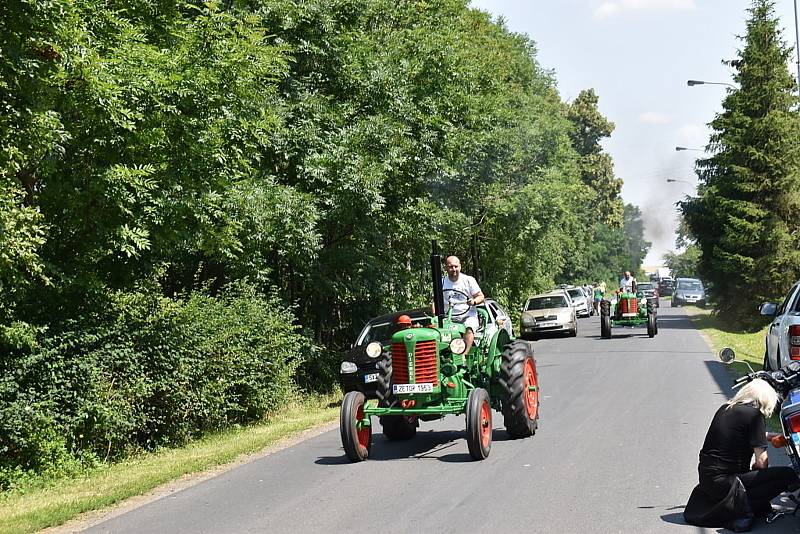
[466,388,492,460]
[647,312,656,338]
[340,391,371,462]
[380,415,417,441]
[499,340,539,438]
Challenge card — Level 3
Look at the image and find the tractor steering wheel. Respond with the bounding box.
[442,288,473,318]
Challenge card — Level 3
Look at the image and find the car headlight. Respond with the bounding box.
[522,316,535,326]
[340,361,358,374]
[365,341,383,359]
[449,338,467,354]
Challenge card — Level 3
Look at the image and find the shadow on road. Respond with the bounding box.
[704,359,738,401]
[315,428,518,464]
[653,314,700,330]
[659,512,686,526]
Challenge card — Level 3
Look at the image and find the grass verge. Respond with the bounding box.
[683,305,767,370]
[0,393,340,534]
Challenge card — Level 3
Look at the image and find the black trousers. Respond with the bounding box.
[702,467,797,514]
[685,467,798,527]
[738,466,798,511]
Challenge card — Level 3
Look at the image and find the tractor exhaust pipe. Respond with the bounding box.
[431,240,445,325]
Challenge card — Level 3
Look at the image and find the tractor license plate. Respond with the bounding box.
[393,383,433,394]
[364,373,379,384]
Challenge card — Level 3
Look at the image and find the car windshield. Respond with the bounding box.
[356,321,394,345]
[677,281,703,290]
[355,313,431,345]
[568,289,584,299]
[526,296,568,310]
[638,283,654,291]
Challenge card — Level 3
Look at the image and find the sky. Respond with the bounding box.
[469,0,800,267]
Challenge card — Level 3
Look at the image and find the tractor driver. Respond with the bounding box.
[619,271,637,294]
[442,256,484,355]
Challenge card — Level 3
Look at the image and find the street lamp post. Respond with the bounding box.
[794,0,800,95]
[687,79,736,89]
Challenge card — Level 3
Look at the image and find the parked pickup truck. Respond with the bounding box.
[761,280,800,371]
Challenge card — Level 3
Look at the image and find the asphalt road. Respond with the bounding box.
[84,306,800,533]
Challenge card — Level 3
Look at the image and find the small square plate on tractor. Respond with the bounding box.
[363,373,379,383]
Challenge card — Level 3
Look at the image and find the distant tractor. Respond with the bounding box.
[340,242,540,461]
[600,290,658,339]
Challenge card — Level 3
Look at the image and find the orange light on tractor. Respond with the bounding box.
[446,382,456,389]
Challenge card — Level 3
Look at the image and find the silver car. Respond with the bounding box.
[761,280,800,370]
[520,290,578,340]
[671,278,706,307]
[567,287,591,318]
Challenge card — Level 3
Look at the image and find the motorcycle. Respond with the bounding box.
[719,347,800,523]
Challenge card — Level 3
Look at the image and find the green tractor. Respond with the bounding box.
[340,242,540,462]
[599,289,658,339]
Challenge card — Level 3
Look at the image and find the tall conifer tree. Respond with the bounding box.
[681,0,800,323]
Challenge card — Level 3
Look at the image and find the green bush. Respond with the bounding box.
[0,283,304,489]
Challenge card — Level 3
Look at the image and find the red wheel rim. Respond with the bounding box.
[480,399,491,448]
[356,403,370,451]
[524,359,539,420]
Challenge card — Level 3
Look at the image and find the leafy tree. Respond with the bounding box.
[663,246,701,279]
[623,204,651,272]
[681,0,800,322]
[566,89,624,227]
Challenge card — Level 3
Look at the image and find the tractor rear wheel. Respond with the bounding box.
[340,391,371,462]
[601,312,611,339]
[466,388,492,460]
[647,312,656,338]
[380,415,417,441]
[499,340,539,438]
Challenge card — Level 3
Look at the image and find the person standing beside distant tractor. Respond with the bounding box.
[593,284,604,314]
[442,256,484,355]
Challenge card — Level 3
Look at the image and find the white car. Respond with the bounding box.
[760,280,800,370]
[567,287,591,318]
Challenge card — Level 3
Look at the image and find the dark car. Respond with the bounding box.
[339,308,430,398]
[339,301,514,397]
[671,278,706,307]
[636,282,659,308]
[658,277,674,297]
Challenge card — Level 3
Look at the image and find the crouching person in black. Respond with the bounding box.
[684,379,799,532]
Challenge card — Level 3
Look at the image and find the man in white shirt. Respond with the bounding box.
[442,256,485,355]
[619,271,637,293]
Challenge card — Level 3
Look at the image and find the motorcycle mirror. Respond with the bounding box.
[718,347,736,364]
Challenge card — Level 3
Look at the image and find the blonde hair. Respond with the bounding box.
[726,378,778,418]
